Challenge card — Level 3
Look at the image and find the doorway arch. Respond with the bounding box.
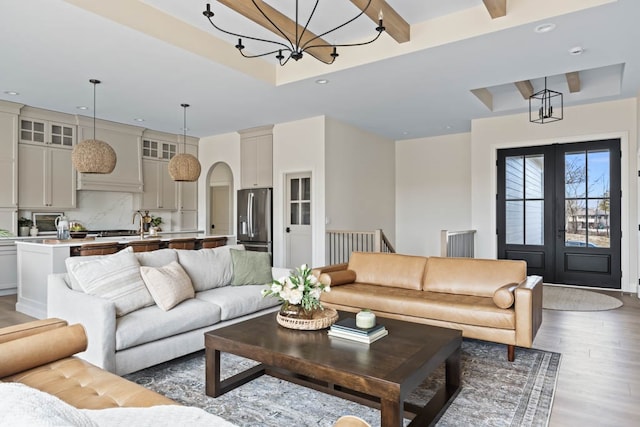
[205,162,234,237]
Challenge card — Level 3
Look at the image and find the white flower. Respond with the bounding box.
[310,288,322,300]
[269,283,282,296]
[288,288,303,305]
[300,263,308,270]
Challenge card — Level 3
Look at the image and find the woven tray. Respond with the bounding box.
[276,307,339,330]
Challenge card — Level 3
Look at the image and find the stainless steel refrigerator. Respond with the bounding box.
[237,187,272,258]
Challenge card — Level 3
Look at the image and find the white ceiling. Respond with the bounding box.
[1,0,639,140]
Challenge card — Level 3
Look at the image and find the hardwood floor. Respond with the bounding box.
[1,291,639,425]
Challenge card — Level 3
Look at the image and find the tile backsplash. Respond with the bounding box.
[21,191,173,231]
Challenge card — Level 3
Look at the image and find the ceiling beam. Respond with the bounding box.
[514,80,534,99]
[349,0,410,43]
[565,71,581,93]
[482,0,507,19]
[217,0,333,63]
[471,88,493,111]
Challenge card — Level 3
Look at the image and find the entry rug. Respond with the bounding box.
[126,339,560,427]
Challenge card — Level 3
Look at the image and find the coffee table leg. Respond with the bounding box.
[205,347,222,397]
[380,398,403,427]
[446,345,461,393]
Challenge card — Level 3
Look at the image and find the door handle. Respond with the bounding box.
[286,227,290,233]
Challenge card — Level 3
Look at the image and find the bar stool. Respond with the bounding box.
[168,237,196,250]
[79,241,120,256]
[201,236,227,249]
[126,239,161,253]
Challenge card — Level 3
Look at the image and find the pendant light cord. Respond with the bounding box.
[181,103,189,154]
[89,79,101,141]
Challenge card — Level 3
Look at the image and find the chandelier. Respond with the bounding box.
[203,1,386,66]
[529,77,563,124]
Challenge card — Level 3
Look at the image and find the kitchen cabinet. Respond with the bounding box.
[0,242,17,295]
[177,142,198,229]
[240,125,273,188]
[18,143,76,209]
[76,117,143,192]
[20,117,74,148]
[0,104,19,233]
[140,158,177,210]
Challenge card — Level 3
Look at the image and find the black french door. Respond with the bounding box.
[497,139,621,289]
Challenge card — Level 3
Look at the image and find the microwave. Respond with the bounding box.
[32,212,63,235]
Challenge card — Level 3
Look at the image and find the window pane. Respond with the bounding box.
[301,178,310,200]
[21,130,31,140]
[34,122,45,132]
[64,127,73,137]
[505,201,523,244]
[524,155,544,198]
[588,199,609,248]
[565,199,586,245]
[525,200,544,245]
[21,120,32,131]
[290,203,299,225]
[290,179,299,201]
[301,202,310,225]
[505,156,523,199]
[52,125,61,134]
[34,132,44,142]
[587,150,609,198]
[565,151,586,198]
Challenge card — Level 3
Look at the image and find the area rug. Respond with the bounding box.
[125,339,560,427]
[543,285,623,311]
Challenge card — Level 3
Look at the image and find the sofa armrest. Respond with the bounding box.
[311,263,348,278]
[514,275,543,347]
[47,273,118,372]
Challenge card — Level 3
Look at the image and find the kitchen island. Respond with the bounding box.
[15,233,232,318]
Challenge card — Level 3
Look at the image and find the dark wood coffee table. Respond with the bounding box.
[204,311,462,427]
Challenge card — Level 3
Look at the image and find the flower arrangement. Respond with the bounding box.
[262,264,330,313]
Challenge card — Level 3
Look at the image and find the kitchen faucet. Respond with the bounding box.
[132,210,145,239]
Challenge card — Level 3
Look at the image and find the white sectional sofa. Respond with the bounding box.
[47,244,288,375]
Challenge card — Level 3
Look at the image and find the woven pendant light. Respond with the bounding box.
[72,79,117,174]
[169,103,201,182]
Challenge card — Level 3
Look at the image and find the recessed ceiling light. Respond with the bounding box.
[534,23,556,33]
[134,118,145,122]
[569,46,584,55]
[315,79,329,84]
[4,90,19,96]
[76,106,89,110]
[402,131,409,135]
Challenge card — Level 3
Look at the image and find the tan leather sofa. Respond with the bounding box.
[314,252,543,361]
[0,318,174,409]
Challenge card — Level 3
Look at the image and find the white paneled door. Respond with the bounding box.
[285,172,312,269]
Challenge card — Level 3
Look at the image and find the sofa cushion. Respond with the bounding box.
[140,261,195,311]
[176,245,244,292]
[135,248,178,268]
[347,252,427,291]
[66,247,154,317]
[196,285,280,321]
[321,283,516,330]
[115,299,221,351]
[230,249,273,286]
[422,257,526,298]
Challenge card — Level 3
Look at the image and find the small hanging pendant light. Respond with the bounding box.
[168,103,201,182]
[72,79,117,173]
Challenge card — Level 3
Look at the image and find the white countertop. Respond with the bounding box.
[14,233,234,248]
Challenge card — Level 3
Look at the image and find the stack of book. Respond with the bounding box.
[327,317,388,344]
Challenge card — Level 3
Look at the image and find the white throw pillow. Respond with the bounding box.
[66,247,154,317]
[176,244,244,292]
[140,261,195,311]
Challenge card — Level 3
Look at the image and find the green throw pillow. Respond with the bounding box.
[230,249,272,286]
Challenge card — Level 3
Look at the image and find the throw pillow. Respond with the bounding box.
[176,245,244,292]
[140,261,195,311]
[230,249,272,286]
[493,283,518,309]
[66,247,154,317]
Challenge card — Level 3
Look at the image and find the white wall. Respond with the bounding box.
[470,98,638,292]
[324,117,396,243]
[273,116,326,268]
[395,133,472,256]
[197,131,241,237]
